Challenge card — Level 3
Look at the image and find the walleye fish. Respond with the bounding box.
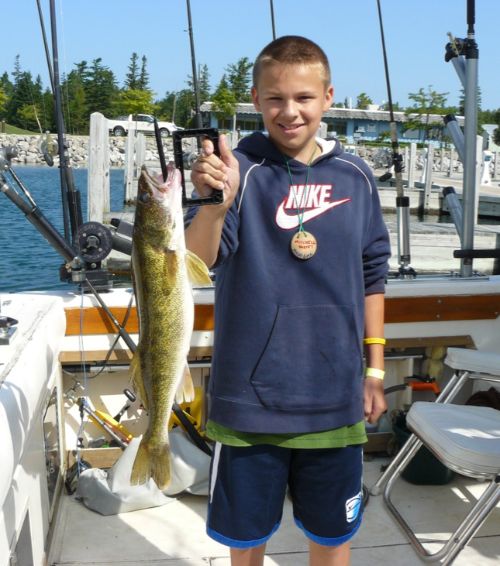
[130,164,211,489]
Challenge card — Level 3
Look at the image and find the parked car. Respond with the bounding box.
[107,114,182,137]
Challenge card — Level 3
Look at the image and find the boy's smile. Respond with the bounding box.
[252,63,333,164]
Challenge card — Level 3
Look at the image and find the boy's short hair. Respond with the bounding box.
[253,35,331,87]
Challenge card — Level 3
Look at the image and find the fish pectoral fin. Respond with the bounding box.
[131,351,149,411]
[185,250,212,286]
[175,364,195,404]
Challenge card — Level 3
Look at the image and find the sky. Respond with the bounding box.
[2,0,500,111]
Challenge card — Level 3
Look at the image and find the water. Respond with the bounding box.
[0,166,129,293]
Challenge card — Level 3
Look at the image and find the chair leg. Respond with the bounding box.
[441,481,500,566]
[384,466,500,564]
[370,370,469,498]
[370,433,422,496]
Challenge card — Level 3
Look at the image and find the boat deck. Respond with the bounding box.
[48,458,500,565]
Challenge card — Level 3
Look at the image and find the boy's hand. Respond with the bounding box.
[191,134,240,209]
[364,378,387,424]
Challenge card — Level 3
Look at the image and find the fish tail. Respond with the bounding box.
[130,440,151,486]
[150,444,171,490]
[130,439,171,490]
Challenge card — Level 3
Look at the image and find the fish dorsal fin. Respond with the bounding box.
[185,250,212,286]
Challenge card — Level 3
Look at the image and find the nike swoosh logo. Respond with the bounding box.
[275,198,351,230]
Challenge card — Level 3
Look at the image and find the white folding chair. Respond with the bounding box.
[370,347,500,565]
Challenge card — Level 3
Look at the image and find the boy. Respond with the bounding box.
[186,36,390,566]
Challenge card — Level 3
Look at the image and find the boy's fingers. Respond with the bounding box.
[201,138,214,157]
[218,134,239,169]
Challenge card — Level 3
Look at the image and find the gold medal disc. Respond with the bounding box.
[290,230,317,260]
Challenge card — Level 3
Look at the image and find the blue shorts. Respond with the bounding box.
[207,443,363,549]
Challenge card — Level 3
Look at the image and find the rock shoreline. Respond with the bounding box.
[1,132,462,175]
[0,133,174,168]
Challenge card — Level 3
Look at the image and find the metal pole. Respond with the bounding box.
[461,0,479,277]
[270,0,277,40]
[186,0,202,129]
[376,0,414,277]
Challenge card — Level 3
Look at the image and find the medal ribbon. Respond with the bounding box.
[284,146,318,234]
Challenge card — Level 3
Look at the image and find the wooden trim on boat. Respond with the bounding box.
[385,294,500,323]
[64,294,500,337]
[385,335,474,350]
[64,304,215,336]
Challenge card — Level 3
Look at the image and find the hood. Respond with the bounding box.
[237,131,344,166]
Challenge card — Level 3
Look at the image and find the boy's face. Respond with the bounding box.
[252,62,333,163]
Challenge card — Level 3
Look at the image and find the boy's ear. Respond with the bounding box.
[251,86,261,111]
[324,85,334,110]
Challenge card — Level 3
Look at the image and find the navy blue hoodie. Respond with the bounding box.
[187,132,390,434]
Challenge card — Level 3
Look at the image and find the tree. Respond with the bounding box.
[198,64,211,103]
[356,92,373,109]
[211,75,237,127]
[5,56,41,130]
[226,57,253,102]
[459,86,482,115]
[62,70,87,134]
[379,100,403,112]
[84,58,119,117]
[138,55,150,91]
[114,89,154,116]
[171,88,196,127]
[17,103,41,131]
[125,53,140,90]
[155,91,178,122]
[0,87,7,119]
[0,72,13,99]
[404,86,449,142]
[494,127,500,146]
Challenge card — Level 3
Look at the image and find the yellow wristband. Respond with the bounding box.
[363,337,386,346]
[365,367,385,380]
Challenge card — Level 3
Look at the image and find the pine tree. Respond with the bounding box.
[138,55,150,91]
[5,56,39,129]
[211,74,237,127]
[226,57,253,102]
[84,58,118,117]
[62,70,88,134]
[125,53,140,90]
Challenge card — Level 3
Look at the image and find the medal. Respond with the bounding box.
[290,230,317,260]
[284,144,321,261]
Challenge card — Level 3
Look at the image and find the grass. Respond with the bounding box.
[1,123,38,135]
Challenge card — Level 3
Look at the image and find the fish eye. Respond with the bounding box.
[138,192,150,204]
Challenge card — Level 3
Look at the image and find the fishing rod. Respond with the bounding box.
[376,0,415,279]
[35,0,55,94]
[48,0,83,242]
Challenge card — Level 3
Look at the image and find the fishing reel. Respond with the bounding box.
[59,222,114,290]
[0,146,17,170]
[37,131,58,167]
[75,221,113,265]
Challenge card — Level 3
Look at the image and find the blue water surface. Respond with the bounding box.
[0,166,128,292]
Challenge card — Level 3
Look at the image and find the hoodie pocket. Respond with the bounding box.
[249,304,361,412]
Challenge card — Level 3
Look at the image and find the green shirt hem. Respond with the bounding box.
[206,419,368,449]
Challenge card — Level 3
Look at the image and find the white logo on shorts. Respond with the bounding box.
[345,491,362,523]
